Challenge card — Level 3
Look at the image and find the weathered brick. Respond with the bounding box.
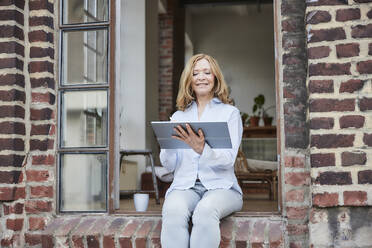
[136,221,154,248]
[309,80,333,94]
[235,221,250,248]
[281,2,305,16]
[0,0,25,9]
[0,154,24,167]
[0,138,24,151]
[308,46,331,59]
[30,77,55,89]
[29,0,54,13]
[343,191,367,206]
[119,220,141,247]
[0,122,25,135]
[0,25,24,40]
[359,97,372,111]
[286,189,305,203]
[315,171,352,185]
[29,61,53,74]
[285,172,310,186]
[150,220,161,248]
[336,8,361,22]
[340,79,364,93]
[313,192,339,207]
[307,0,347,5]
[30,108,53,120]
[29,16,54,29]
[0,42,24,56]
[3,202,23,215]
[358,170,372,184]
[368,10,372,19]
[0,74,25,87]
[287,206,308,220]
[284,156,305,168]
[0,186,25,201]
[0,89,25,103]
[54,218,81,236]
[31,124,52,136]
[310,117,334,130]
[0,57,23,70]
[352,24,372,38]
[30,46,54,59]
[30,185,53,198]
[26,170,49,182]
[363,133,372,146]
[311,134,354,148]
[220,218,233,247]
[32,92,55,104]
[29,217,46,231]
[87,235,100,248]
[309,62,351,76]
[250,221,266,247]
[339,115,364,128]
[282,33,305,49]
[283,53,305,66]
[309,28,346,43]
[0,9,24,25]
[357,60,372,74]
[342,151,366,166]
[306,10,331,24]
[6,218,24,231]
[311,153,335,167]
[30,139,53,151]
[32,154,55,166]
[336,43,359,58]
[29,30,53,43]
[25,234,42,246]
[0,171,21,184]
[309,99,354,112]
[269,222,283,248]
[282,18,304,32]
[0,105,25,118]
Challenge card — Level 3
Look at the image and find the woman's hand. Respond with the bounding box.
[172,124,205,154]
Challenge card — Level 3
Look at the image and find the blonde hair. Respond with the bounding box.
[176,54,232,111]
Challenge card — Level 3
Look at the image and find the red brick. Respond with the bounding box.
[29,0,54,13]
[0,154,24,167]
[307,10,331,24]
[0,121,25,135]
[336,8,360,22]
[30,108,53,120]
[308,46,331,59]
[30,138,53,151]
[309,80,333,94]
[25,200,52,213]
[41,234,54,248]
[235,221,251,248]
[150,220,162,247]
[31,124,52,136]
[340,115,365,128]
[358,170,372,184]
[311,134,354,148]
[0,73,24,88]
[368,10,372,19]
[119,220,141,248]
[359,97,372,111]
[29,30,53,43]
[352,24,372,38]
[87,235,100,248]
[311,153,335,167]
[250,221,266,248]
[340,79,364,93]
[30,46,54,59]
[0,9,24,25]
[269,222,283,248]
[72,236,84,248]
[315,171,352,185]
[26,170,49,182]
[285,172,310,186]
[29,16,53,29]
[309,28,346,43]
[29,61,53,74]
[0,170,21,184]
[0,0,25,9]
[0,42,24,57]
[287,207,308,220]
[25,234,42,246]
[343,191,367,206]
[0,25,24,40]
[29,217,46,231]
[342,151,366,166]
[31,92,55,104]
[220,218,233,247]
[286,189,305,202]
[30,77,55,89]
[310,117,334,130]
[284,156,305,168]
[30,185,53,198]
[287,224,308,236]
[103,236,115,248]
[0,89,25,103]
[32,154,55,166]
[0,187,25,201]
[357,60,372,74]
[307,0,347,5]
[6,218,24,231]
[136,221,154,248]
[363,133,372,146]
[336,43,359,58]
[309,62,351,76]
[55,218,81,236]
[282,18,304,32]
[104,218,126,235]
[3,202,23,215]
[0,105,25,118]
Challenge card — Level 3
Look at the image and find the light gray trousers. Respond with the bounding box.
[161,181,243,248]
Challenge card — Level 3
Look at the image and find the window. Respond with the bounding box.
[58,0,112,212]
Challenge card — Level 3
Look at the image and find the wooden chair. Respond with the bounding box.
[234,149,277,200]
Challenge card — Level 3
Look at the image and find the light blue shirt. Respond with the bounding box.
[160,97,243,197]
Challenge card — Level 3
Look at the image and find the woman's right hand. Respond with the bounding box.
[172,124,205,154]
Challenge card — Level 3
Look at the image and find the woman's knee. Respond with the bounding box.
[162,200,191,226]
[192,201,219,226]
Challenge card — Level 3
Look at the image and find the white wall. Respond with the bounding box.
[186,4,276,122]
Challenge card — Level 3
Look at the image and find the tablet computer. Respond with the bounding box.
[151,121,232,149]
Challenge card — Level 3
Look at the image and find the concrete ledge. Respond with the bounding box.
[27,215,286,247]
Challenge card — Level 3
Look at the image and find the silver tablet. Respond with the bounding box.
[151,121,232,149]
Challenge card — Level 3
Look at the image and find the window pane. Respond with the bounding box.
[63,0,108,24]
[62,29,108,85]
[60,153,107,211]
[61,90,107,147]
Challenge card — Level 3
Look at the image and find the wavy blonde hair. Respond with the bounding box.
[176,54,232,111]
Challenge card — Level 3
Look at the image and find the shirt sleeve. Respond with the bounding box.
[160,149,178,172]
[198,108,243,170]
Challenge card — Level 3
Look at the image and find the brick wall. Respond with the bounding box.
[306,0,372,246]
[0,0,56,246]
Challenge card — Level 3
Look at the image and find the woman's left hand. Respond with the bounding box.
[172,124,205,154]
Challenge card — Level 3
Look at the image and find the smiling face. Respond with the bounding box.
[191,58,215,99]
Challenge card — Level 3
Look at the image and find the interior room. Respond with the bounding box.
[119,1,278,213]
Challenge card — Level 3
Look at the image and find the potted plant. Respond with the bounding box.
[262,105,275,126]
[240,112,249,126]
[250,94,265,127]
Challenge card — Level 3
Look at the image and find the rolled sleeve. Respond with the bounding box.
[160,149,178,172]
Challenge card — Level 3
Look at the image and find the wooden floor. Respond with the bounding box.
[119,193,278,213]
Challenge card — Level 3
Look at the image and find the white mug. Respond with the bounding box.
[133,193,149,212]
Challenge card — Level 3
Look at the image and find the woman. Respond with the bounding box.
[160,54,243,248]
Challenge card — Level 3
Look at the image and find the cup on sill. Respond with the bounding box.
[134,193,149,212]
